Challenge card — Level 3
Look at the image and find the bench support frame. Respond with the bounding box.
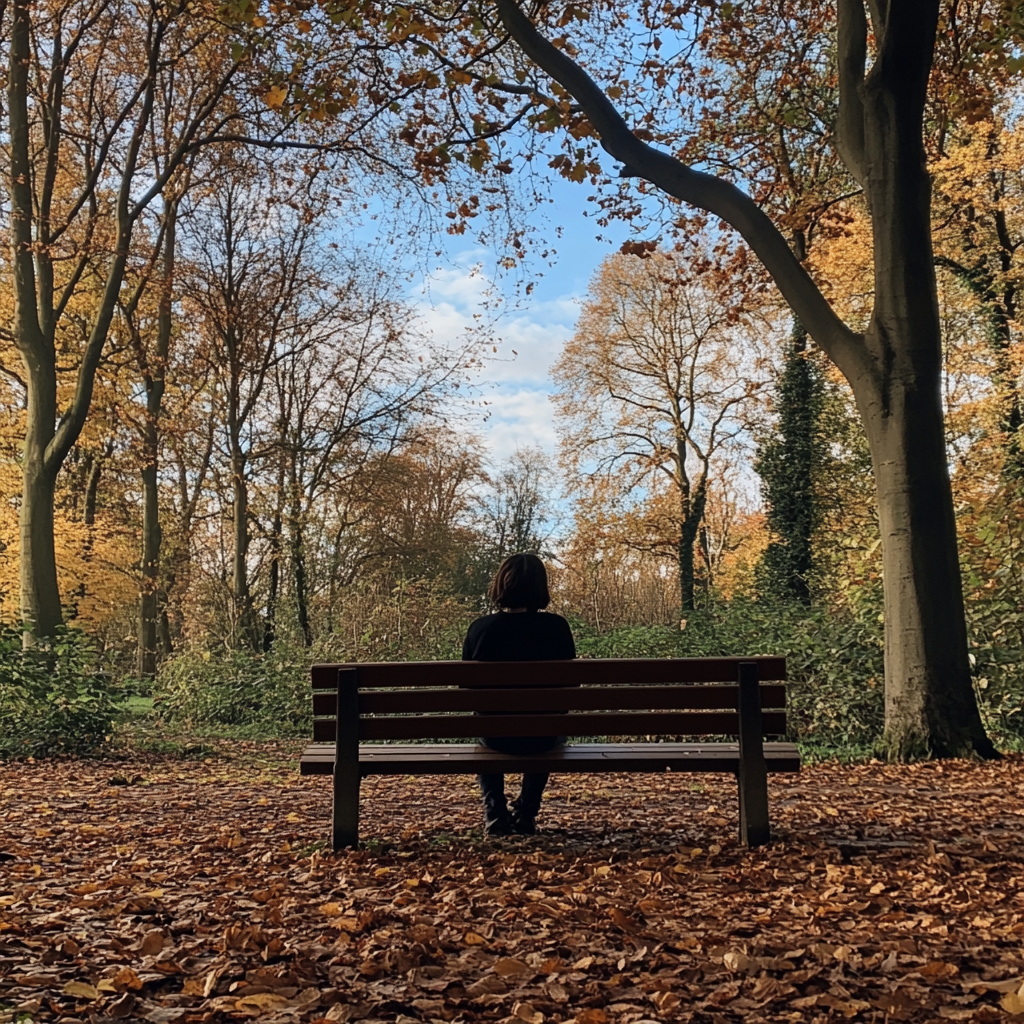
[332,668,361,849]
[736,661,771,847]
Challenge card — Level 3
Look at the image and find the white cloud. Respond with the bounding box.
[410,261,580,459]
[478,388,560,462]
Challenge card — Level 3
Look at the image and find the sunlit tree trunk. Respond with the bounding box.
[289,472,313,647]
[138,200,177,678]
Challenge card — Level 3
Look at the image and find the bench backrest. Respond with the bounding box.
[310,657,787,743]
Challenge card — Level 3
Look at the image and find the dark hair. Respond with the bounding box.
[488,553,550,611]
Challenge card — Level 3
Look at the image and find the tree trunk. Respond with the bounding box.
[290,486,313,647]
[856,367,992,757]
[677,477,706,615]
[850,23,994,757]
[230,444,259,649]
[264,468,283,653]
[20,434,62,638]
[83,456,102,526]
[10,1,62,640]
[137,199,176,677]
[138,431,162,676]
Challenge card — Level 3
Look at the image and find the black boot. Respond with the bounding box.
[511,773,549,835]
[478,774,514,836]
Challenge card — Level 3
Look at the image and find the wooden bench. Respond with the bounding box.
[300,656,798,850]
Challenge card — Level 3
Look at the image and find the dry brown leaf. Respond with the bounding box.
[111,966,144,992]
[235,992,292,1011]
[1002,990,1024,1014]
[493,957,531,978]
[61,981,100,1000]
[513,1001,544,1024]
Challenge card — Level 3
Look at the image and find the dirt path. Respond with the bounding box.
[2,749,1024,1023]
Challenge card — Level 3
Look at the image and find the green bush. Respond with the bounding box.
[154,640,312,735]
[0,624,118,756]
[574,599,886,755]
[962,499,1024,749]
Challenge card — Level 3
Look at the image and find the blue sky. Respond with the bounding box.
[408,176,639,465]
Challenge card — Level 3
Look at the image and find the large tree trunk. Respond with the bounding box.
[676,479,707,614]
[850,35,994,756]
[857,371,992,756]
[20,414,62,638]
[10,1,62,640]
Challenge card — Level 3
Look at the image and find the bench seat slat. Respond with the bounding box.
[311,709,787,742]
[299,741,801,776]
[311,683,786,716]
[311,656,786,690]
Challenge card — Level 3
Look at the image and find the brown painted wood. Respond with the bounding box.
[311,664,340,691]
[736,662,771,848]
[309,656,787,690]
[332,669,360,850]
[299,741,802,776]
[311,683,787,716]
[311,709,787,742]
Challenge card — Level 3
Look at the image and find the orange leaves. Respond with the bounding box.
[4,752,1024,1023]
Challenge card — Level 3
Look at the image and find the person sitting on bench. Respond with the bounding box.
[463,553,576,836]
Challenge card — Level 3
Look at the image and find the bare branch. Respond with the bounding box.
[493,0,869,386]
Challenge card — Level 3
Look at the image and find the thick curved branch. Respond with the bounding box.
[493,0,868,385]
[836,0,868,188]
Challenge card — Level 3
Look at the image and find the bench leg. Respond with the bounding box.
[332,668,360,850]
[737,662,771,847]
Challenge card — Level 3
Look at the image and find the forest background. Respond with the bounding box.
[2,0,1023,762]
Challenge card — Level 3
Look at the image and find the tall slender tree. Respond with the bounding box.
[554,249,767,614]
[755,320,826,604]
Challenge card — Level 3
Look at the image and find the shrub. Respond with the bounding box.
[0,624,118,756]
[575,599,885,754]
[154,640,312,735]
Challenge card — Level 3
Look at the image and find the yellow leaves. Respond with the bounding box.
[607,907,634,930]
[62,981,100,999]
[1001,988,1024,1014]
[462,930,487,945]
[319,901,343,916]
[722,950,760,973]
[919,960,959,980]
[264,85,288,109]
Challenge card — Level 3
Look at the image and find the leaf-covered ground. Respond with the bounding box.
[2,748,1024,1024]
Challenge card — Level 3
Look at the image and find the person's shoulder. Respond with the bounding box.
[467,612,502,634]
[538,611,574,635]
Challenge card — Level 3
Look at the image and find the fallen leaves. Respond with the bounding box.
[2,748,1024,1023]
